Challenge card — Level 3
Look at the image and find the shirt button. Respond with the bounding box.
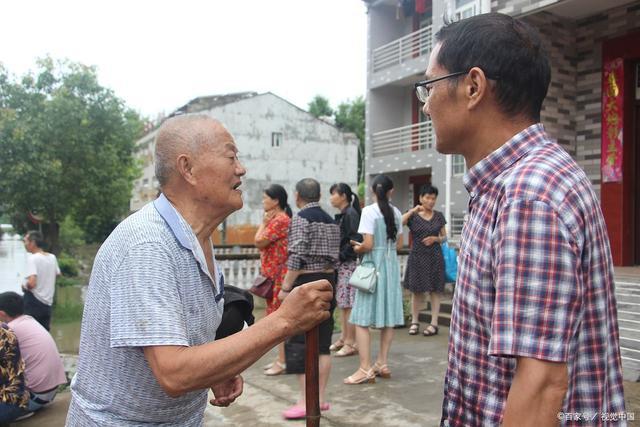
[469,192,476,198]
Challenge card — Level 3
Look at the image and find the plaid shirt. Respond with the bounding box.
[442,124,625,426]
[287,202,340,272]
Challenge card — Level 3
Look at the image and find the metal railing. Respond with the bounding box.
[371,120,434,157]
[372,25,432,72]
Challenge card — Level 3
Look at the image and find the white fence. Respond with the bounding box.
[218,254,411,290]
[372,25,432,73]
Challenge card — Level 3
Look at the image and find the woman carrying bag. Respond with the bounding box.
[344,175,404,385]
[254,184,291,376]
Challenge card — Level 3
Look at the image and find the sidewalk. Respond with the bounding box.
[15,326,640,426]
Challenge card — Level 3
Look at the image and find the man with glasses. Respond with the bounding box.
[418,13,625,426]
[66,115,333,426]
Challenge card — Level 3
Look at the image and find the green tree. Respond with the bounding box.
[334,96,365,183]
[0,58,143,253]
[308,95,333,118]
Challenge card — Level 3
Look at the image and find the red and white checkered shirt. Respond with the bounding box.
[442,124,626,426]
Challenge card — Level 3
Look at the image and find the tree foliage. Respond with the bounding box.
[334,96,365,183]
[0,58,143,252]
[307,95,333,118]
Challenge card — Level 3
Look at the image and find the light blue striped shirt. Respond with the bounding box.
[67,194,224,426]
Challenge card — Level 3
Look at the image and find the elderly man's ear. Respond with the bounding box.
[176,154,197,185]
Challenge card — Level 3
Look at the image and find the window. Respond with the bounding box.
[455,0,477,20]
[450,213,466,237]
[452,154,465,176]
[271,132,283,147]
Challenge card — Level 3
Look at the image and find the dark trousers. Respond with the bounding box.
[285,271,336,374]
[23,291,52,331]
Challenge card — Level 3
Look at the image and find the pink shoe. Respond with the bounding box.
[282,403,330,419]
[282,404,306,420]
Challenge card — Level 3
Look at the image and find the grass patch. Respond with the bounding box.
[52,300,84,323]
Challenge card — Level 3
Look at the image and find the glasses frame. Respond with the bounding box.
[415,70,500,103]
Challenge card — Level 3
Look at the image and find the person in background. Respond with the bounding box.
[21,231,60,331]
[401,184,447,337]
[0,323,31,423]
[345,175,404,385]
[280,178,340,420]
[254,183,292,376]
[328,182,361,358]
[0,292,67,413]
[418,13,625,425]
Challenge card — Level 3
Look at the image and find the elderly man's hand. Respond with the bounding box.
[209,375,243,407]
[277,280,332,336]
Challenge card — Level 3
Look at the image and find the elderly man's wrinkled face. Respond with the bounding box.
[191,126,246,214]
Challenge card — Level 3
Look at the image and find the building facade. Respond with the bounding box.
[363,0,640,265]
[130,92,359,244]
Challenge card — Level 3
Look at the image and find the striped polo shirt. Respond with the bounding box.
[67,194,224,426]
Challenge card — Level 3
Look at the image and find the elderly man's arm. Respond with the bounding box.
[143,280,332,398]
[502,357,568,426]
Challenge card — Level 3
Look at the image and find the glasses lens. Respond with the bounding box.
[416,86,428,103]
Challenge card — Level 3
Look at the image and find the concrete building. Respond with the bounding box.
[363,0,640,265]
[130,92,359,244]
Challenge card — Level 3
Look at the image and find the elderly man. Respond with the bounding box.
[280,178,340,420]
[416,13,625,426]
[22,231,60,330]
[66,115,333,426]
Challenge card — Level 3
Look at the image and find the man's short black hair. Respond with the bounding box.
[26,230,46,249]
[295,178,321,203]
[0,292,24,318]
[435,12,551,122]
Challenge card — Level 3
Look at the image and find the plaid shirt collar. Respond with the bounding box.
[299,201,321,211]
[463,123,547,198]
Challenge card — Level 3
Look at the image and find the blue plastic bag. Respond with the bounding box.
[441,241,458,283]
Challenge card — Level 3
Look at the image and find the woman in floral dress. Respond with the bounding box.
[254,184,292,375]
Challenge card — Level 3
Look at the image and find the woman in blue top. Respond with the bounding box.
[344,175,404,385]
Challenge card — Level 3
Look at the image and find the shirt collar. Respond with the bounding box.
[153,194,224,302]
[153,193,193,250]
[299,201,321,211]
[463,123,548,197]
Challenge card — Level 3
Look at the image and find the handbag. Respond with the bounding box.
[249,274,274,299]
[441,241,458,283]
[348,259,378,293]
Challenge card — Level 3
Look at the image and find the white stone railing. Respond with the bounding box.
[372,121,434,157]
[217,252,411,290]
[372,25,432,72]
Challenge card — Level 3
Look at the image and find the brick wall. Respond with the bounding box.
[574,3,640,191]
[491,0,565,16]
[514,2,640,196]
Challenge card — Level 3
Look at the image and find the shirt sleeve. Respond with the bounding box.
[287,215,308,271]
[110,242,189,348]
[25,254,37,277]
[357,206,375,235]
[488,200,581,363]
[53,255,61,275]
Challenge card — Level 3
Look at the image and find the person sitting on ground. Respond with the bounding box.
[0,323,31,424]
[0,292,67,413]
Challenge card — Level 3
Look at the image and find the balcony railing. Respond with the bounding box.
[372,25,432,73]
[371,121,434,157]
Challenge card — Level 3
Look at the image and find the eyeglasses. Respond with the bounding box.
[414,70,500,103]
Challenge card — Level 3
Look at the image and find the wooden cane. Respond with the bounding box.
[305,325,320,427]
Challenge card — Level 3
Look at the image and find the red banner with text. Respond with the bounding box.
[601,58,624,183]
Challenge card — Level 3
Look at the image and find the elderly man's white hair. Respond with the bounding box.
[154,114,225,188]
